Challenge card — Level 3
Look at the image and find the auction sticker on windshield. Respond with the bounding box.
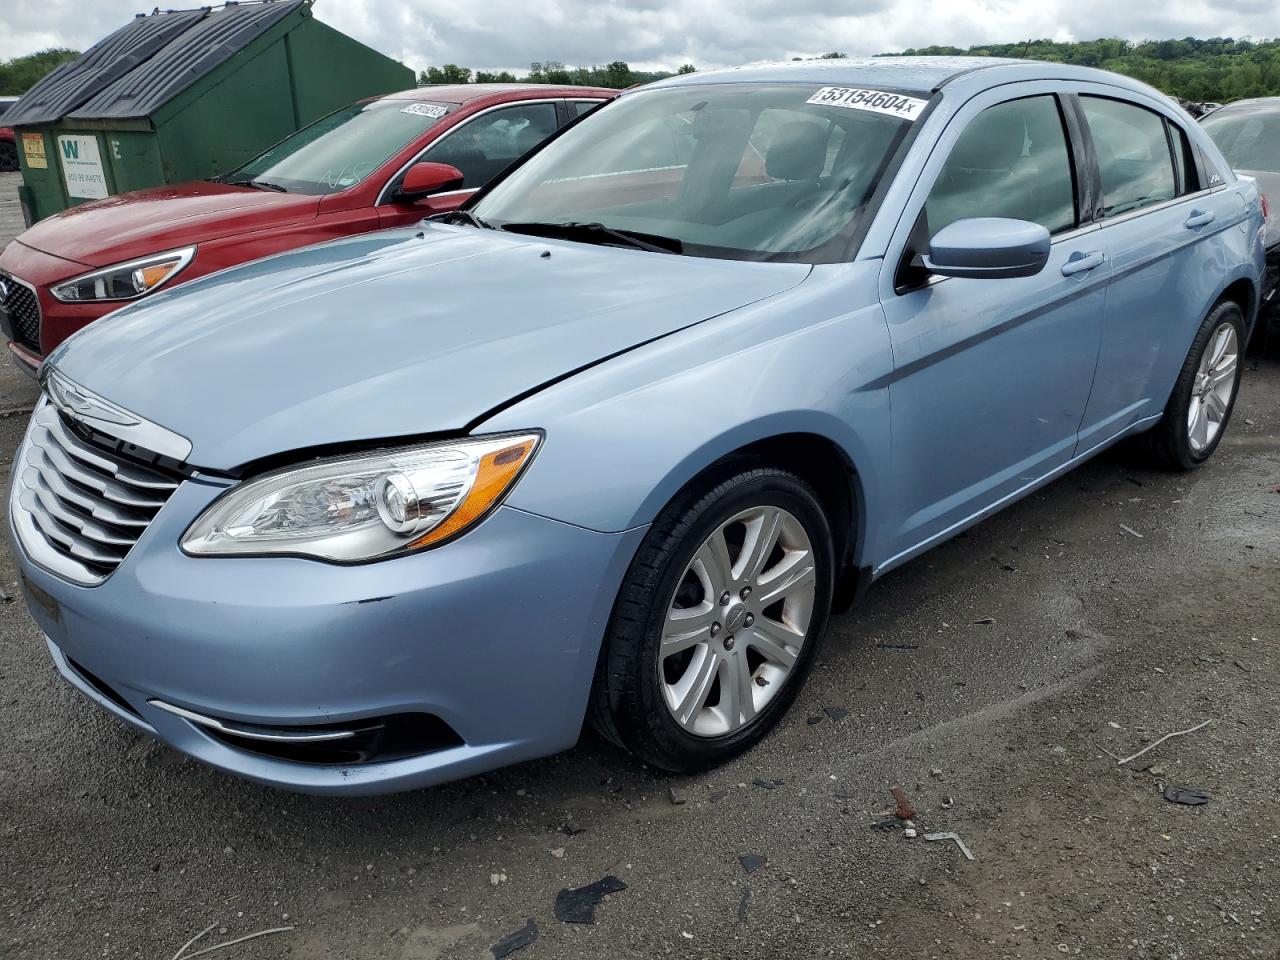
[401,103,448,119]
[806,87,928,120]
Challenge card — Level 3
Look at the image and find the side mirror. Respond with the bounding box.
[395,162,465,202]
[922,217,1051,280]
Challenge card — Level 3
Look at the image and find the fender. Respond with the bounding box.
[480,261,900,568]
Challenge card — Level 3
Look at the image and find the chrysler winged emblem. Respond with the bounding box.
[46,371,142,428]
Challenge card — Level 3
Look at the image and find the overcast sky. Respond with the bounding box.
[2,0,1275,75]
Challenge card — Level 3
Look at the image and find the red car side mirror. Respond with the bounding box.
[396,162,465,201]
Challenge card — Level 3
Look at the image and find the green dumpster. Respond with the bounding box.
[6,0,414,224]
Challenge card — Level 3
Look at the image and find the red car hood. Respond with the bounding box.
[17,181,320,267]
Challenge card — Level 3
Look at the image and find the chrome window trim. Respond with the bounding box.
[41,367,193,462]
[376,98,569,207]
[1092,186,1221,229]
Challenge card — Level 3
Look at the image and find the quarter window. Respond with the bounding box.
[418,102,559,190]
[1080,97,1176,217]
[924,95,1077,238]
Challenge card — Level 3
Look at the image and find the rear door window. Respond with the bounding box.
[419,102,559,190]
[924,95,1077,237]
[1080,97,1177,218]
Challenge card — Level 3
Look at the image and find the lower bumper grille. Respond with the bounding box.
[0,270,41,354]
[150,700,464,765]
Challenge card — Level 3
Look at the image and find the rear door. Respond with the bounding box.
[376,100,561,225]
[1073,92,1246,451]
[877,85,1109,568]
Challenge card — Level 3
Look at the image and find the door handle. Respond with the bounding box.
[1184,209,1215,229]
[1061,250,1106,276]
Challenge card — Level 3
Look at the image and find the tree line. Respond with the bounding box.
[0,49,79,96]
[418,60,696,88]
[5,39,1279,104]
[893,38,1280,102]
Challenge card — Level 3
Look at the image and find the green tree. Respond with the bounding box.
[0,48,80,95]
[417,64,472,85]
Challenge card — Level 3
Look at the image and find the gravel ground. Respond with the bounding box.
[0,173,1278,959]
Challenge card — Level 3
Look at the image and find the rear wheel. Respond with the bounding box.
[589,466,834,772]
[0,140,18,173]
[1147,299,1244,470]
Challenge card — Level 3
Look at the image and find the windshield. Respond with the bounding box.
[1202,107,1280,174]
[471,83,921,262]
[225,99,452,195]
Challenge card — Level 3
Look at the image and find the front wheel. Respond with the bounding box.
[589,466,835,772]
[1147,300,1245,470]
[0,140,18,173]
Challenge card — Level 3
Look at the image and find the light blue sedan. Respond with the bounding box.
[10,57,1266,793]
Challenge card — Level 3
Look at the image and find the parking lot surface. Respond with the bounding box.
[1,176,1278,960]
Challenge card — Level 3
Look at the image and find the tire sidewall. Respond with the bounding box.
[1167,301,1245,467]
[627,469,835,769]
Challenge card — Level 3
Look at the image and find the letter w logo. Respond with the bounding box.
[61,141,79,160]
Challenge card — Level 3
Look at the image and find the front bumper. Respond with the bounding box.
[13,478,644,794]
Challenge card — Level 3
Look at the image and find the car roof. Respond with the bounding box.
[384,83,617,106]
[647,56,1154,96]
[1204,97,1280,115]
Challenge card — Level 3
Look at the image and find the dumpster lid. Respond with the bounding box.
[5,1,306,126]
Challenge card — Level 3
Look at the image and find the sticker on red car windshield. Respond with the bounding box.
[806,87,928,121]
[401,103,448,119]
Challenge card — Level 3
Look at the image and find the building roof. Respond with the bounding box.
[5,0,304,126]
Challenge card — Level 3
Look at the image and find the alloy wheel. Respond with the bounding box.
[1187,321,1239,453]
[659,505,815,738]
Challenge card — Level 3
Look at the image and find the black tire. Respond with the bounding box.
[0,141,17,173]
[588,465,835,772]
[1147,299,1245,470]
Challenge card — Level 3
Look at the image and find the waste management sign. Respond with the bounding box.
[56,135,109,200]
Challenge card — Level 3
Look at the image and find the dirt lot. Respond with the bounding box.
[0,172,1278,960]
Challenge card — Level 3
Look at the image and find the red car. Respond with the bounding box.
[0,95,18,173]
[0,84,614,374]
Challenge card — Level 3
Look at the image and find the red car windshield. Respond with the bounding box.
[224,99,453,195]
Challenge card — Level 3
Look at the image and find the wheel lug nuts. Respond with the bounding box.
[740,586,752,600]
[719,591,731,606]
[724,635,735,650]
[744,613,754,627]
[710,622,721,637]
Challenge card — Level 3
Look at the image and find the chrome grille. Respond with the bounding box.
[11,400,181,585]
[0,270,41,353]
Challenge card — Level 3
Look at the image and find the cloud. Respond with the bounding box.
[2,0,1273,76]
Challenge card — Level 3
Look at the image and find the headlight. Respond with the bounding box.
[50,246,195,303]
[181,433,541,561]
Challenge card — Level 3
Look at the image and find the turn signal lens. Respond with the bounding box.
[410,438,538,548]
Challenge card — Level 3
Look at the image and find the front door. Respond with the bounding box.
[877,88,1109,569]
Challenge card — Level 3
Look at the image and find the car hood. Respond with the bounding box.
[1242,169,1280,247]
[17,181,320,268]
[50,224,810,470]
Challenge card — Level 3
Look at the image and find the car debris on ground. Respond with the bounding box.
[553,876,627,924]
[490,919,538,959]
[924,832,976,861]
[1163,784,1211,806]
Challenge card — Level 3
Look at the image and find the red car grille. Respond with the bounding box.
[1,270,41,353]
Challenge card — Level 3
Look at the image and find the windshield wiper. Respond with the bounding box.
[226,178,288,193]
[447,209,493,229]
[497,221,682,254]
